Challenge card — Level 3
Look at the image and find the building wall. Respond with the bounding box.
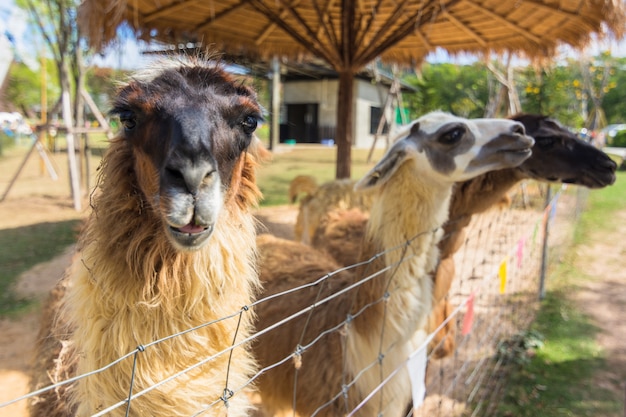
[283,78,391,149]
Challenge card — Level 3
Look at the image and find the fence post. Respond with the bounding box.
[538,185,553,300]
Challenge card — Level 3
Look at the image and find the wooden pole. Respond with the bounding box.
[81,89,114,140]
[62,90,81,211]
[270,56,281,151]
[538,185,553,300]
[335,69,355,179]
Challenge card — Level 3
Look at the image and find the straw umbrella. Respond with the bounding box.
[79,0,625,178]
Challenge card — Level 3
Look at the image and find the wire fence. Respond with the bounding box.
[1,181,586,417]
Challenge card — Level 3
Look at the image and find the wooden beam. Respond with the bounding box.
[354,0,407,63]
[313,0,340,53]
[444,10,487,47]
[193,1,248,33]
[354,0,385,48]
[144,0,201,23]
[463,0,542,44]
[358,0,463,65]
[415,28,433,51]
[255,4,298,46]
[247,0,340,66]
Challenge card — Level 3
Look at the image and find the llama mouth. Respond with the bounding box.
[168,223,215,250]
[174,222,209,235]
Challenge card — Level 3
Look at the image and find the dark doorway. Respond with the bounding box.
[281,103,319,143]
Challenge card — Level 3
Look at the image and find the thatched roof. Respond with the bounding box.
[79,0,626,179]
[80,0,625,68]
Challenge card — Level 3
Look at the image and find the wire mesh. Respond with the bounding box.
[0,181,586,417]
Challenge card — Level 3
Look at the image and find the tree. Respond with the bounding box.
[601,57,626,124]
[403,63,489,119]
[6,59,60,118]
[16,0,87,210]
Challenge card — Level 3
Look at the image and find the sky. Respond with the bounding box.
[2,0,626,74]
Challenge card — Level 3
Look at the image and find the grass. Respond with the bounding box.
[496,171,626,417]
[256,145,385,206]
[0,220,81,316]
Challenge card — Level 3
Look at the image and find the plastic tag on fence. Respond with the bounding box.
[499,257,508,294]
[461,293,475,336]
[516,237,526,269]
[407,345,427,411]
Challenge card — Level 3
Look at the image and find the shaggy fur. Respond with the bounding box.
[292,177,375,244]
[288,174,318,203]
[253,112,534,416]
[29,58,268,417]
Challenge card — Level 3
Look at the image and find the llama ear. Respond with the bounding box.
[354,140,413,191]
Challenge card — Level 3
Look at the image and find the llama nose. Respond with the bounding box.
[510,122,526,136]
[168,163,217,195]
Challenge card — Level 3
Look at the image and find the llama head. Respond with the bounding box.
[110,57,264,251]
[355,111,534,190]
[510,113,616,188]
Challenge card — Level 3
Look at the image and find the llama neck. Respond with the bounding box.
[449,168,524,220]
[353,162,452,340]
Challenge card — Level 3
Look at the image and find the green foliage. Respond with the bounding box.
[609,129,626,147]
[403,62,489,118]
[0,220,80,316]
[601,57,626,124]
[518,63,584,128]
[6,59,60,116]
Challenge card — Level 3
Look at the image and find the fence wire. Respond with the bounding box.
[1,181,586,417]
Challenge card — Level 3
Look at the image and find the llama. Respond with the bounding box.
[294,178,375,244]
[253,111,534,416]
[29,57,267,417]
[427,113,617,357]
[289,174,319,203]
[301,113,617,359]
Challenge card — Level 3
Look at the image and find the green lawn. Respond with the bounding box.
[256,145,384,206]
[0,220,81,316]
[496,171,626,417]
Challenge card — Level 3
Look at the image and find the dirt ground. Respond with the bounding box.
[0,147,624,416]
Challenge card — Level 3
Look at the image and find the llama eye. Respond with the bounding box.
[241,115,258,135]
[439,127,464,145]
[119,111,136,130]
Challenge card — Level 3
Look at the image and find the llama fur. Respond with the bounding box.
[253,112,534,416]
[303,113,617,359]
[29,58,268,417]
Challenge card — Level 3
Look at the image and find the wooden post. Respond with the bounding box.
[62,90,81,211]
[81,89,114,139]
[335,69,355,179]
[538,185,553,300]
[270,56,281,151]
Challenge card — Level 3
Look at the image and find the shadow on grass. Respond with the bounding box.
[0,219,80,316]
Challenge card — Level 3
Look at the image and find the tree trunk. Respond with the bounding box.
[335,69,354,179]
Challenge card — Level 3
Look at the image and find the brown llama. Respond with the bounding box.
[303,113,617,359]
[253,111,534,417]
[29,57,268,417]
